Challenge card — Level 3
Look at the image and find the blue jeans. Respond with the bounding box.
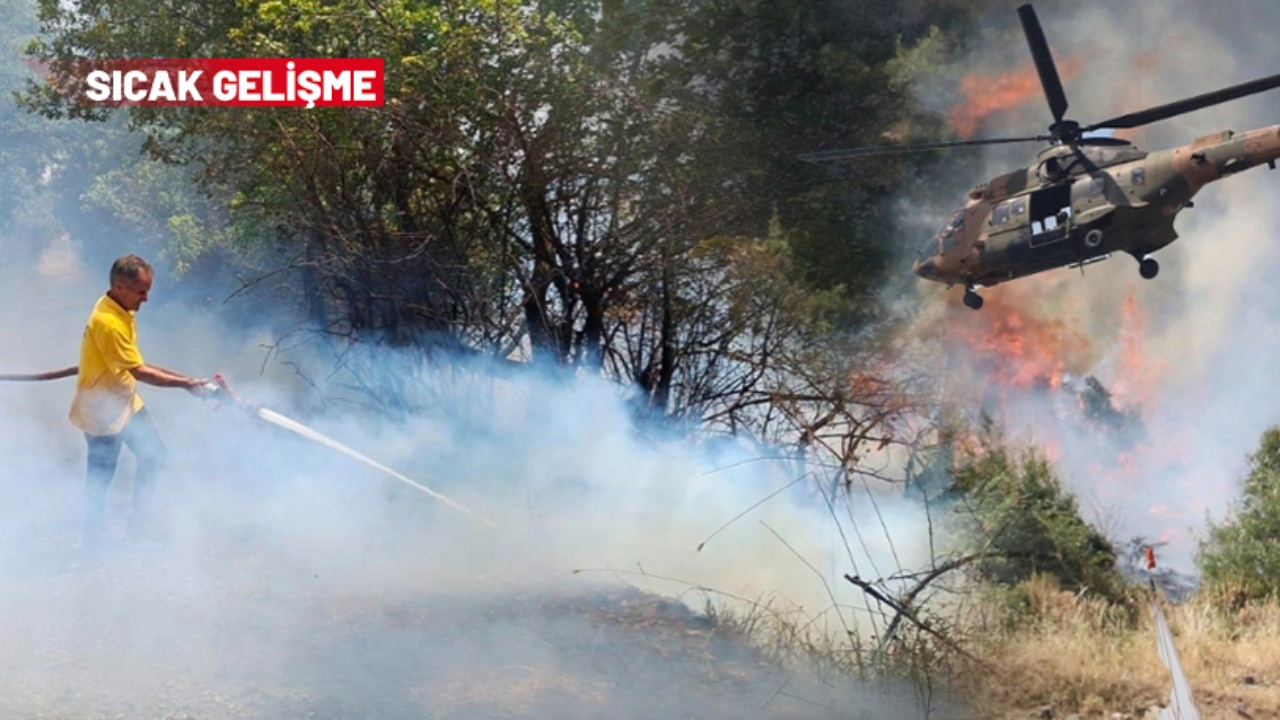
[83,408,166,548]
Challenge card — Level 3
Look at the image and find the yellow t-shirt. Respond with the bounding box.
[69,294,146,436]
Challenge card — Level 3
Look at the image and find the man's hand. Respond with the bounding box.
[186,378,216,398]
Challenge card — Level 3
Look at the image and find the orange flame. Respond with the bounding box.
[949,55,1084,139]
[944,288,1093,392]
[927,284,1099,470]
[1109,286,1166,409]
[920,280,1207,559]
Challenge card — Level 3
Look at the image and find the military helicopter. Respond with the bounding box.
[804,4,1280,309]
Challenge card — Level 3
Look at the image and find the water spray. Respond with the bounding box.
[202,375,494,526]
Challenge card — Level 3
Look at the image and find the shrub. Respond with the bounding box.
[1198,426,1280,604]
[948,431,1127,603]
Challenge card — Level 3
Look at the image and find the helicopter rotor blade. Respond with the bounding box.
[1017,4,1069,125]
[1084,71,1280,131]
[798,135,1050,162]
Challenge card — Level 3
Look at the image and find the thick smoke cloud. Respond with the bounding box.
[0,160,947,716]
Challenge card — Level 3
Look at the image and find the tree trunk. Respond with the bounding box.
[652,258,675,415]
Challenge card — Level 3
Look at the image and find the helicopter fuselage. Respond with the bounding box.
[913,124,1280,296]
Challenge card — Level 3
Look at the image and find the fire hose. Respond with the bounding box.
[0,367,493,527]
[0,366,78,381]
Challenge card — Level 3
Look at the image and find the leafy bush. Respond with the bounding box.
[948,430,1128,603]
[1198,427,1280,605]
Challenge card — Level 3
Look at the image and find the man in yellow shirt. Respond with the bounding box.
[70,254,210,552]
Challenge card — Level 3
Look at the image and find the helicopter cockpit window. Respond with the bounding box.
[1132,167,1146,185]
[936,210,964,253]
[1012,198,1026,216]
[992,204,1010,226]
[1090,176,1106,196]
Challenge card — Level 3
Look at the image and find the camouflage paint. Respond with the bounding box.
[914,125,1280,293]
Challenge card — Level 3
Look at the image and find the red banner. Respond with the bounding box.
[24,58,385,108]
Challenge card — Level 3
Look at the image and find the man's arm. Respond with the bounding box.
[130,364,208,394]
[88,314,208,395]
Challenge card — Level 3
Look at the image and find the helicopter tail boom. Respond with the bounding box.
[1170,124,1280,195]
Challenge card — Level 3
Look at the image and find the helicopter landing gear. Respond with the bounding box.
[963,287,984,310]
[1139,257,1159,280]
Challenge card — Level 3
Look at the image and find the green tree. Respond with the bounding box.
[19,0,1013,441]
[0,0,227,283]
[1198,427,1280,603]
[948,427,1124,599]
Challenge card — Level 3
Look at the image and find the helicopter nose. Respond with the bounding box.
[914,257,938,280]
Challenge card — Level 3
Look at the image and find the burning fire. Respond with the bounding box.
[949,55,1084,139]
[934,283,1195,555]
[917,284,1096,464]
[915,279,1208,564]
[1108,287,1166,409]
[943,286,1093,391]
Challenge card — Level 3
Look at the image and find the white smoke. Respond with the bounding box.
[0,226,951,717]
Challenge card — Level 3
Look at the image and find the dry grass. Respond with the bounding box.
[956,575,1280,719]
[638,575,1280,719]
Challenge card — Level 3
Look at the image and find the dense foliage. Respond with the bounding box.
[1198,427,1280,603]
[17,0,1012,424]
[948,430,1126,601]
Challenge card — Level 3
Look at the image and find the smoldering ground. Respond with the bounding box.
[0,241,954,718]
[891,0,1280,574]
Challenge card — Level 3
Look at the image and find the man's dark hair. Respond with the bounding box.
[110,254,153,286]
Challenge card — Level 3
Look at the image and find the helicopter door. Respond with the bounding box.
[1027,184,1072,248]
